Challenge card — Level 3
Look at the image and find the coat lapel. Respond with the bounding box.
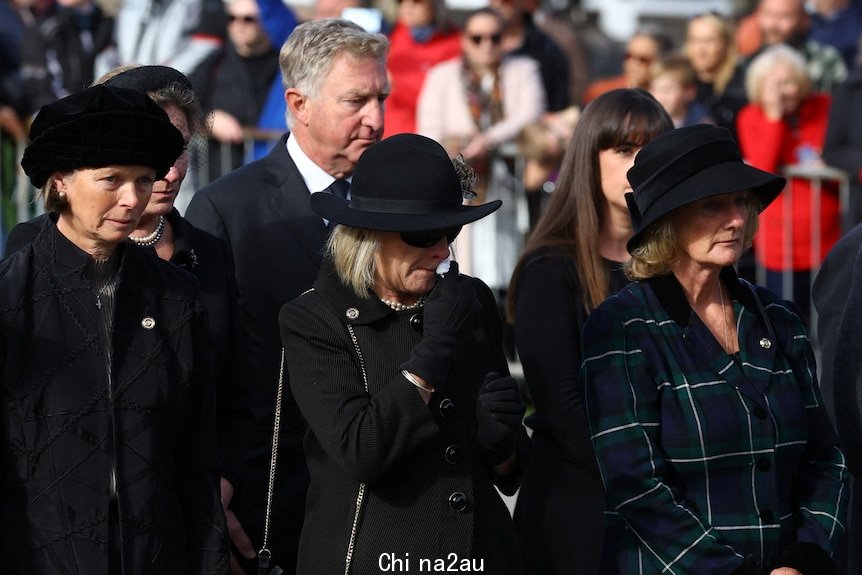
[649,269,776,407]
[260,135,329,269]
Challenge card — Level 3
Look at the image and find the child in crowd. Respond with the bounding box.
[649,54,715,128]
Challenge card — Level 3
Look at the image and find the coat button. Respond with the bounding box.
[444,445,462,464]
[760,508,774,523]
[448,492,469,512]
[756,456,772,471]
[439,398,455,418]
[752,405,768,420]
[760,338,772,349]
[141,317,156,329]
[345,307,359,320]
[409,313,423,332]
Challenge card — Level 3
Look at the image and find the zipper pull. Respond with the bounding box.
[96,294,102,310]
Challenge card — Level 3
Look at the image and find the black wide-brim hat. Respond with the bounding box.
[21,84,184,189]
[625,124,786,253]
[311,133,502,232]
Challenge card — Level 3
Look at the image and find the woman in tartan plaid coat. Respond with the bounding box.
[582,125,848,575]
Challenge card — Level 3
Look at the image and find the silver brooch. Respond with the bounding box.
[345,307,359,320]
[759,338,772,349]
[141,317,156,330]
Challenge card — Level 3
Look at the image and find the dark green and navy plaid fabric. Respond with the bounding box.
[582,270,847,574]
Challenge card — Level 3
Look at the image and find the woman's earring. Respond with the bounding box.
[58,191,67,201]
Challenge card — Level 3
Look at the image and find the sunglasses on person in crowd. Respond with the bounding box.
[468,33,502,46]
[400,226,462,248]
[228,14,258,23]
[624,51,654,65]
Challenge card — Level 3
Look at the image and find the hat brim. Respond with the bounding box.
[311,192,502,232]
[627,160,786,253]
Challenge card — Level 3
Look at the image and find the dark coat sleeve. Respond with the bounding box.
[4,215,47,258]
[186,189,229,246]
[280,296,439,485]
[210,239,249,492]
[475,277,530,494]
[830,233,862,479]
[759,286,847,574]
[175,296,230,574]
[513,254,596,470]
[813,223,862,422]
[185,191,254,492]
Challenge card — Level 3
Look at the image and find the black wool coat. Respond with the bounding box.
[0,219,228,574]
[280,262,528,575]
[4,209,246,489]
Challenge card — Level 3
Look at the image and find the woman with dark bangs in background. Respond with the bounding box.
[507,88,672,575]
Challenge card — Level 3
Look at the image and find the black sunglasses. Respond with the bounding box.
[400,226,462,248]
[228,14,258,23]
[468,33,502,46]
[624,51,654,65]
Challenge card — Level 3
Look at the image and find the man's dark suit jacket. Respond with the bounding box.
[185,133,327,573]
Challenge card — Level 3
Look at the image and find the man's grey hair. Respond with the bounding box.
[279,18,389,125]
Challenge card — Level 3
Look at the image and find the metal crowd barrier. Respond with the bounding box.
[754,164,850,340]
[195,128,283,188]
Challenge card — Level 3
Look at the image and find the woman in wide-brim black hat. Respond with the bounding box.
[280,133,529,575]
[580,124,848,575]
[0,84,229,573]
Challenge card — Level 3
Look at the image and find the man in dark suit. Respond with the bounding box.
[813,223,862,575]
[185,18,389,574]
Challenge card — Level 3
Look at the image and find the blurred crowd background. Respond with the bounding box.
[2,0,861,332]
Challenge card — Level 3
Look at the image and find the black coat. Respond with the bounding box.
[280,262,527,575]
[0,218,228,574]
[185,134,326,572]
[4,210,246,489]
[511,248,627,575]
[817,222,862,574]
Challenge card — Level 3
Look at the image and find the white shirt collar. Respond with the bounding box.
[286,133,351,195]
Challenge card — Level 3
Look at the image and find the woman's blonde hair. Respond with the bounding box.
[685,13,738,94]
[626,196,761,280]
[327,225,382,297]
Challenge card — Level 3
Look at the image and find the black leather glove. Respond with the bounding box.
[475,372,526,465]
[401,261,479,388]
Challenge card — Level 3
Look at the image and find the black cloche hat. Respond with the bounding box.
[625,124,786,253]
[311,133,502,232]
[103,64,193,93]
[21,84,184,189]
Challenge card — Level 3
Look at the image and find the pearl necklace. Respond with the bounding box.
[128,215,166,247]
[380,297,425,311]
